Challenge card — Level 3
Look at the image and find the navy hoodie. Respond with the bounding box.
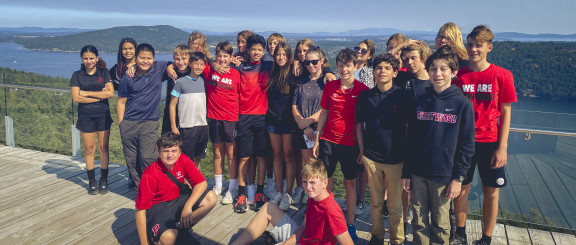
[402,85,475,184]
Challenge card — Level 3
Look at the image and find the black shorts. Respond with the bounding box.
[463,142,507,188]
[293,123,318,150]
[236,114,268,158]
[76,113,113,133]
[318,139,359,180]
[180,126,209,160]
[208,118,237,144]
[146,188,210,243]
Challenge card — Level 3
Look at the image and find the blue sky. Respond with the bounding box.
[1,0,575,34]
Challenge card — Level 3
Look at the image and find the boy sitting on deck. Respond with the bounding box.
[230,160,353,245]
[135,133,217,245]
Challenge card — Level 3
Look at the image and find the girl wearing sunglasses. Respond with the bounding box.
[353,39,376,89]
[293,39,336,83]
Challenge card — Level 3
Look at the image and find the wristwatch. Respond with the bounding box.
[455,176,465,182]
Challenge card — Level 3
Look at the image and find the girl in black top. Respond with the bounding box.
[70,45,115,195]
[109,38,137,90]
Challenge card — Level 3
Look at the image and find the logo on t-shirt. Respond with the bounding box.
[152,224,160,236]
[176,171,184,179]
[97,77,105,82]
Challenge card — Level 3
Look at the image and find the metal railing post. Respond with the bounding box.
[5,116,14,147]
[71,125,81,158]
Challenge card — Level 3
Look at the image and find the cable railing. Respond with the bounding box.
[0,74,575,234]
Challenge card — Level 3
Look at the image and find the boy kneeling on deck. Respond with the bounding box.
[231,160,354,245]
[135,132,217,245]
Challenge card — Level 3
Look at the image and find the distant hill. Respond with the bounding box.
[4,25,191,53]
[0,27,92,37]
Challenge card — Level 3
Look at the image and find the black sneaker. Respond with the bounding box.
[98,179,109,195]
[128,179,136,190]
[472,240,488,245]
[234,194,248,213]
[368,235,384,245]
[450,233,469,245]
[383,200,389,218]
[88,180,98,195]
[253,192,267,211]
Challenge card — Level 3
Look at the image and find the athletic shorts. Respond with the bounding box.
[318,139,359,180]
[270,212,300,243]
[293,123,318,150]
[266,124,294,135]
[146,188,210,243]
[208,118,237,144]
[236,114,268,158]
[180,126,209,160]
[76,113,113,133]
[463,142,507,188]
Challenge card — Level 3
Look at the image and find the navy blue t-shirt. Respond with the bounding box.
[69,67,112,117]
[356,85,411,164]
[118,61,169,121]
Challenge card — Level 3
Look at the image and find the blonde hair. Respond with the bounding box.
[302,159,328,181]
[188,31,212,60]
[267,33,286,51]
[438,22,468,60]
[401,41,432,64]
[387,33,408,50]
[173,44,190,57]
[294,38,315,59]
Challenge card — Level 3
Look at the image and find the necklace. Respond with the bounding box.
[340,84,354,94]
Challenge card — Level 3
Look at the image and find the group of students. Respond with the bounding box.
[69,22,516,245]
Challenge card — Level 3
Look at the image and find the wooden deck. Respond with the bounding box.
[0,146,575,244]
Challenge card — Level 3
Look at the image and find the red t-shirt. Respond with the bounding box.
[135,154,206,210]
[455,64,517,142]
[320,79,369,146]
[237,61,271,115]
[204,64,241,121]
[300,192,348,245]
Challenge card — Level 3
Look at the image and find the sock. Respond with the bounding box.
[215,175,222,188]
[257,184,264,193]
[100,168,108,180]
[480,234,492,244]
[229,179,238,190]
[238,185,246,195]
[456,226,466,238]
[87,169,96,181]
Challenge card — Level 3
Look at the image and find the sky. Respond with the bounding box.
[1,0,575,35]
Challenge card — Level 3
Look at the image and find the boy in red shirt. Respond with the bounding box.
[452,25,517,245]
[313,48,369,244]
[135,133,217,245]
[230,160,353,245]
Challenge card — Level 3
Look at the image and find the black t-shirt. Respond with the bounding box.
[69,68,112,117]
[266,82,295,127]
[405,78,432,99]
[356,85,411,164]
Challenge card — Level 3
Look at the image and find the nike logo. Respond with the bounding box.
[445,108,455,112]
[352,95,358,98]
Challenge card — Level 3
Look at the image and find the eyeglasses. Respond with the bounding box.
[303,59,320,66]
[354,46,368,55]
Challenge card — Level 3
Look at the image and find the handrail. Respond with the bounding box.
[0,83,70,93]
[510,127,576,137]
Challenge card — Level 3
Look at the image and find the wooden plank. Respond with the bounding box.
[491,223,507,245]
[528,228,555,245]
[466,219,483,242]
[68,207,135,244]
[505,225,531,245]
[552,232,576,245]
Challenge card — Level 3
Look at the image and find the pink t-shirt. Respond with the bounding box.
[455,64,517,142]
[320,79,369,146]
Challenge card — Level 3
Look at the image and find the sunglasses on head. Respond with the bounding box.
[354,46,368,54]
[303,59,320,66]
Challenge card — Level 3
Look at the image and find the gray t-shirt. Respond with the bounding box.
[171,75,207,128]
[292,75,325,120]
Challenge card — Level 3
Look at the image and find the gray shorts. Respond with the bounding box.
[270,213,300,243]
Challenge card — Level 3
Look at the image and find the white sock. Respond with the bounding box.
[215,175,222,188]
[229,179,238,190]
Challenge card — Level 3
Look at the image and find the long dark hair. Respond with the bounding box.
[116,38,137,79]
[80,45,106,71]
[268,43,294,95]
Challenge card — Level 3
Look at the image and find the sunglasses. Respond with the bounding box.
[354,46,368,55]
[303,59,321,66]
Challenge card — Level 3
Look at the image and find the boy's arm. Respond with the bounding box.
[335,231,354,245]
[117,97,127,124]
[180,180,208,228]
[356,122,364,163]
[312,109,328,158]
[492,103,512,169]
[448,101,476,198]
[135,208,149,245]
[169,95,179,135]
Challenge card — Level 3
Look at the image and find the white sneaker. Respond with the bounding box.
[279,193,293,211]
[247,184,256,203]
[355,200,366,215]
[269,192,283,205]
[265,179,276,198]
[213,186,222,196]
[221,189,237,205]
[292,186,304,204]
[302,192,308,204]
